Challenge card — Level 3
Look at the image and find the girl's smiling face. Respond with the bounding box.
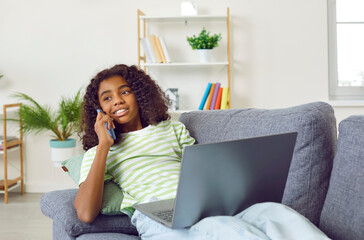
[98,76,142,133]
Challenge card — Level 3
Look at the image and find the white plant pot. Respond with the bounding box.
[49,138,76,167]
[198,49,212,63]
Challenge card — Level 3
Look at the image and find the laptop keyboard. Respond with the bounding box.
[153,209,174,223]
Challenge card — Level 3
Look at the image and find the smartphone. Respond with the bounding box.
[97,109,116,140]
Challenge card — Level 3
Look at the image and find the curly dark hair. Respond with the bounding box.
[79,64,170,151]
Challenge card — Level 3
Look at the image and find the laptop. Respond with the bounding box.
[133,132,297,229]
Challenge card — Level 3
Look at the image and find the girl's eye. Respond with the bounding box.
[103,96,111,101]
[121,90,131,95]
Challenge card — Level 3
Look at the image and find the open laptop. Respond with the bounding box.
[133,132,297,229]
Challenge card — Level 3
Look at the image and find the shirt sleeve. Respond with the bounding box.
[172,121,195,151]
[79,146,113,185]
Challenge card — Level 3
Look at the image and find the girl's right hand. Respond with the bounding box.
[94,111,115,147]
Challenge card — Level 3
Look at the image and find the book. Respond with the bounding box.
[210,82,221,110]
[205,83,216,110]
[148,34,163,63]
[155,36,167,63]
[159,37,172,63]
[0,145,18,150]
[199,83,212,110]
[140,38,152,63]
[214,87,223,110]
[145,38,156,63]
[0,136,18,145]
[220,87,229,109]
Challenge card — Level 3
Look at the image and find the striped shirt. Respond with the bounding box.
[79,120,195,216]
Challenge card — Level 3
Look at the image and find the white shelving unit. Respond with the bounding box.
[137,8,231,109]
[139,15,227,22]
[142,62,229,67]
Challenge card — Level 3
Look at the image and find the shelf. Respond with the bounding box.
[169,109,194,113]
[1,139,21,147]
[140,15,227,22]
[1,103,24,203]
[0,179,21,193]
[168,110,194,120]
[171,109,194,112]
[0,144,20,154]
[142,62,229,67]
[137,8,231,109]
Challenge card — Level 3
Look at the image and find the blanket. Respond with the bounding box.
[131,202,330,240]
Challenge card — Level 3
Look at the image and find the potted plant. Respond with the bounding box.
[186,27,222,63]
[12,90,83,167]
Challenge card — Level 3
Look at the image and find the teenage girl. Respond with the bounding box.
[74,64,330,240]
[74,63,195,222]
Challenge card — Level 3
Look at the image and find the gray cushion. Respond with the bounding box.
[179,101,337,226]
[319,115,364,240]
[77,233,140,240]
[40,189,138,237]
[53,221,75,240]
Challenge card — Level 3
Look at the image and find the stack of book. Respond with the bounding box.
[0,135,18,144]
[140,34,172,63]
[198,82,229,110]
[0,136,19,150]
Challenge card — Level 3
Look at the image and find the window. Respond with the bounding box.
[328,0,364,100]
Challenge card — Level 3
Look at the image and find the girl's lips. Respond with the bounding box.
[113,109,128,118]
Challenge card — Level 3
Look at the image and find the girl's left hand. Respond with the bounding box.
[95,111,115,147]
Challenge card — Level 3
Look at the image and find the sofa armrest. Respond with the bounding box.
[40,189,138,237]
[320,115,364,240]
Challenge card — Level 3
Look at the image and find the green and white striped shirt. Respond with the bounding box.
[79,120,195,216]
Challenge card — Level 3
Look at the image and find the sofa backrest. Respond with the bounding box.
[179,101,337,226]
[319,115,364,240]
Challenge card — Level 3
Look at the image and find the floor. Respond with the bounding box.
[0,192,52,240]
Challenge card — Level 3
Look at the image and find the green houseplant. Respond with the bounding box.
[12,90,83,166]
[186,27,222,50]
[186,27,222,63]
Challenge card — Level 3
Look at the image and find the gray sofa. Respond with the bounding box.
[40,102,364,240]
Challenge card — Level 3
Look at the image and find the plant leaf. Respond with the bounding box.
[11,90,83,141]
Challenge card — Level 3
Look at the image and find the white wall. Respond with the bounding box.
[1,0,363,192]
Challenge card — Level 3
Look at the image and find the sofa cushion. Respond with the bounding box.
[40,189,138,237]
[62,155,124,215]
[100,181,125,215]
[53,221,76,240]
[179,101,337,226]
[62,154,84,184]
[76,232,140,240]
[319,115,364,240]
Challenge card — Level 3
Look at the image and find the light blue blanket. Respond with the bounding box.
[132,202,331,240]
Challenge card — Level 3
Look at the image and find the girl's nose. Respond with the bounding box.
[114,94,125,105]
